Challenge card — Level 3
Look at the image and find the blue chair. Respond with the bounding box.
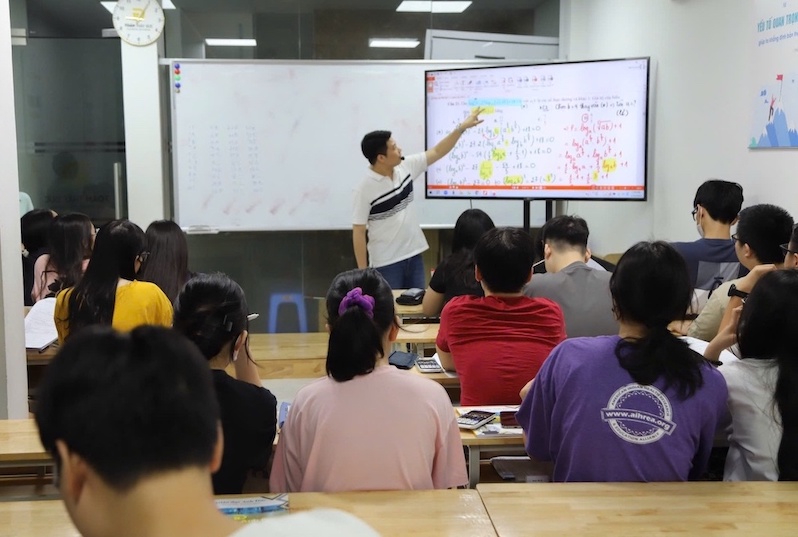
[268,293,308,333]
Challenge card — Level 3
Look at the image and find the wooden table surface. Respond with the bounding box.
[477,481,798,536]
[0,489,496,537]
[394,323,439,344]
[391,289,424,316]
[0,419,50,467]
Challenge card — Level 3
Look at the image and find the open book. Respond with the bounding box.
[25,298,58,351]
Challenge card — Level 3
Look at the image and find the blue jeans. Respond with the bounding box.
[376,253,426,289]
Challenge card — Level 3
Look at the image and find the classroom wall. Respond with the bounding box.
[0,0,30,418]
[533,0,560,37]
[560,0,790,255]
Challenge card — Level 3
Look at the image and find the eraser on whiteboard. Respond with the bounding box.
[184,225,220,234]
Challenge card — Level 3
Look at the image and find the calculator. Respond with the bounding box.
[416,359,443,373]
[457,410,497,430]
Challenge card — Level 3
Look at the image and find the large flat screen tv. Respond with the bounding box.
[425,57,650,201]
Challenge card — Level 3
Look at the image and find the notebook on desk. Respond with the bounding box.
[24,298,58,351]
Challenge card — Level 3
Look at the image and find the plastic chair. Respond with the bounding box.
[268,293,308,333]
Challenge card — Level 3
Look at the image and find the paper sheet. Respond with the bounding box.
[24,297,57,351]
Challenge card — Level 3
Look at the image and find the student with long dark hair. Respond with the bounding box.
[517,241,728,481]
[422,208,495,316]
[32,213,94,303]
[703,268,798,480]
[270,268,467,492]
[138,220,191,303]
[54,219,172,344]
[21,208,56,306]
[173,273,277,494]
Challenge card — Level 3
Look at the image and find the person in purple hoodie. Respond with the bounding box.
[516,241,728,482]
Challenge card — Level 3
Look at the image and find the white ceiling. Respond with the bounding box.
[24,0,547,37]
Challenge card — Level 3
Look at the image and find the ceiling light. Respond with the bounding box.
[205,38,258,47]
[369,38,420,48]
[396,1,472,13]
[101,1,176,13]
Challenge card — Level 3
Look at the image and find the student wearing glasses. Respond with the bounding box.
[54,219,173,344]
[688,204,793,342]
[671,180,745,300]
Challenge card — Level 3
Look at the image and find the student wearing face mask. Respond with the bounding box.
[671,180,746,311]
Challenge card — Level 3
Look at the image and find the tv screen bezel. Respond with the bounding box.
[423,56,651,202]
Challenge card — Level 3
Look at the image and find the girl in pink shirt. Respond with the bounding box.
[32,213,93,303]
[270,268,467,492]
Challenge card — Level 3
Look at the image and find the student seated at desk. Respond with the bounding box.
[173,273,277,494]
[703,268,798,481]
[21,208,55,306]
[54,219,172,344]
[422,208,495,316]
[671,179,745,300]
[688,204,792,341]
[32,213,94,303]
[270,268,467,492]
[35,326,377,537]
[436,227,566,406]
[524,215,617,337]
[138,219,192,303]
[517,241,728,482]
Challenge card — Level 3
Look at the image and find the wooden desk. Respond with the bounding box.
[411,365,460,388]
[477,482,798,536]
[26,345,57,367]
[247,333,328,378]
[0,490,496,537]
[289,489,495,536]
[460,426,524,489]
[0,419,51,469]
[394,324,439,345]
[28,330,439,379]
[392,289,424,317]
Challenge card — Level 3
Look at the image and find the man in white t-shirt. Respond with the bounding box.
[34,326,378,537]
[353,108,483,289]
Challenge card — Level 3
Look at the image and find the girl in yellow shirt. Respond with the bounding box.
[54,219,173,344]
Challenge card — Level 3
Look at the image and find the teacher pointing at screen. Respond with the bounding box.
[352,108,484,290]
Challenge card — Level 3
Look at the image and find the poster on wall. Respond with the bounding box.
[751,0,798,148]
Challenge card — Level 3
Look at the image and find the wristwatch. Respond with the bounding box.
[727,284,749,300]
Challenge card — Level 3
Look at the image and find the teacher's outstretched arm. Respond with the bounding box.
[353,224,368,269]
[424,107,484,166]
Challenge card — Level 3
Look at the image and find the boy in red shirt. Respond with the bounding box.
[436,227,566,405]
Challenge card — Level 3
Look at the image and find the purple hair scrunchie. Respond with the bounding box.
[338,287,375,318]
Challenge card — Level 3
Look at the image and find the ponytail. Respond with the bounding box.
[615,327,704,399]
[173,273,247,363]
[325,269,395,382]
[611,241,705,399]
[326,307,383,381]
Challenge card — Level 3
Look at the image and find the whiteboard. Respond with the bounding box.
[169,60,546,231]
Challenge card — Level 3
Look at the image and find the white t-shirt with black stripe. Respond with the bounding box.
[353,153,429,268]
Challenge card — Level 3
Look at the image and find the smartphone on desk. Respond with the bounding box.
[389,350,418,370]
